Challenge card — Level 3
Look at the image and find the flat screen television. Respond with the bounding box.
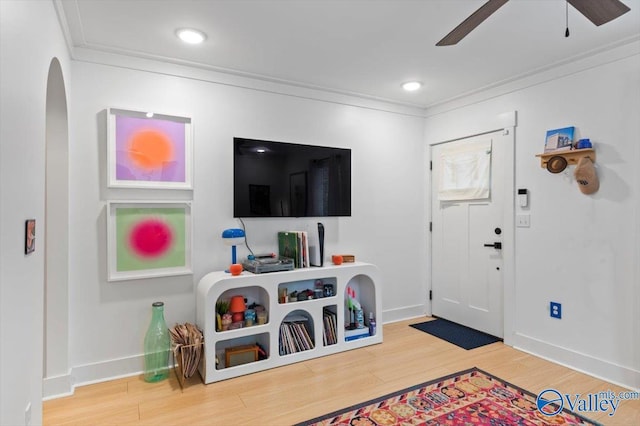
[234,137,351,217]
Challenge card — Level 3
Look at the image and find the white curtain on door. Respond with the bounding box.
[438,139,492,201]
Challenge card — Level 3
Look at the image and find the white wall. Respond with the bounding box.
[0,1,71,424]
[425,42,640,390]
[66,59,427,386]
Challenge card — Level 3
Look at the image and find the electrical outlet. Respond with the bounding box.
[25,402,31,426]
[550,301,562,319]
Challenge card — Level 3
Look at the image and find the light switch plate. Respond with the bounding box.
[516,214,530,228]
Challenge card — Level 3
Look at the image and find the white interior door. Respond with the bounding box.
[430,130,507,338]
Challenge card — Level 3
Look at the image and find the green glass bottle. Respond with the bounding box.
[144,301,170,382]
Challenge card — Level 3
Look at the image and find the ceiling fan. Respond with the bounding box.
[436,0,631,46]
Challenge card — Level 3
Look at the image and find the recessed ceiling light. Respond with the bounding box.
[402,81,423,92]
[145,112,154,118]
[176,28,206,44]
[256,148,266,153]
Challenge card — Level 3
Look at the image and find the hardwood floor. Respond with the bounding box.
[44,318,639,425]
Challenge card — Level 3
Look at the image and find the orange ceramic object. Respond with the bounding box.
[230,263,243,276]
[229,295,246,323]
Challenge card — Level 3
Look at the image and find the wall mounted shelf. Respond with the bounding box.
[535,148,595,169]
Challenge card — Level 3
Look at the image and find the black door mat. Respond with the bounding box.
[410,318,502,350]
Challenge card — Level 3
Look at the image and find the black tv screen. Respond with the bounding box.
[234,138,351,217]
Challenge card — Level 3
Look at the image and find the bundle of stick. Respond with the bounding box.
[169,323,203,379]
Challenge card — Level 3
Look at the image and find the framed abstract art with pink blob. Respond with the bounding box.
[107,108,192,189]
[107,201,192,281]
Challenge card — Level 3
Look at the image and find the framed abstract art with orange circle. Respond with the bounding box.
[107,201,192,281]
[107,108,192,189]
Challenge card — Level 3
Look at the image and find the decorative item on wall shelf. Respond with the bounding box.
[544,126,575,152]
[107,201,192,281]
[574,156,599,195]
[545,155,568,174]
[107,108,193,189]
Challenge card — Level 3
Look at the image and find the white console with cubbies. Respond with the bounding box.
[196,262,382,384]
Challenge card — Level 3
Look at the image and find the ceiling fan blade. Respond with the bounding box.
[566,0,630,26]
[436,0,509,46]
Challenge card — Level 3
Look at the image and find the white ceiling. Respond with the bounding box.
[57,0,640,108]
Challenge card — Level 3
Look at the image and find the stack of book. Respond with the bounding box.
[279,317,314,355]
[278,231,309,268]
[322,308,337,346]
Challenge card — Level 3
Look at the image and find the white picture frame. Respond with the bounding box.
[107,201,192,281]
[107,108,193,189]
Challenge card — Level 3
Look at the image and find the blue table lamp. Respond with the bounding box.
[222,228,245,268]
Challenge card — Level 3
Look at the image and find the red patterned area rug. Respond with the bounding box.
[296,367,599,425]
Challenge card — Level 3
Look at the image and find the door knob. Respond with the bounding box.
[483,242,502,249]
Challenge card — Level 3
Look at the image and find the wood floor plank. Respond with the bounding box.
[43,317,640,425]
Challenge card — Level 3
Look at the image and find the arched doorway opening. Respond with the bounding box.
[43,57,70,396]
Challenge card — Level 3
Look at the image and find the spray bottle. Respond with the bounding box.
[368,311,376,336]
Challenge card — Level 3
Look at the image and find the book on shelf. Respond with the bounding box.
[279,325,290,354]
[278,231,310,268]
[280,323,296,354]
[323,308,337,345]
[279,321,314,355]
[345,327,369,341]
[298,322,314,350]
[278,231,298,266]
[301,231,309,268]
[290,325,304,352]
[293,323,310,351]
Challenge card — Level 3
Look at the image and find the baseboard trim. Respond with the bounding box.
[43,354,144,400]
[43,372,74,400]
[514,332,640,392]
[381,305,427,324]
[72,354,144,387]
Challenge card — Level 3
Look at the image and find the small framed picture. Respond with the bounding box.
[545,126,575,152]
[25,219,36,254]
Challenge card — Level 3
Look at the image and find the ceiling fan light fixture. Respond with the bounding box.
[176,28,207,44]
[402,81,423,92]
